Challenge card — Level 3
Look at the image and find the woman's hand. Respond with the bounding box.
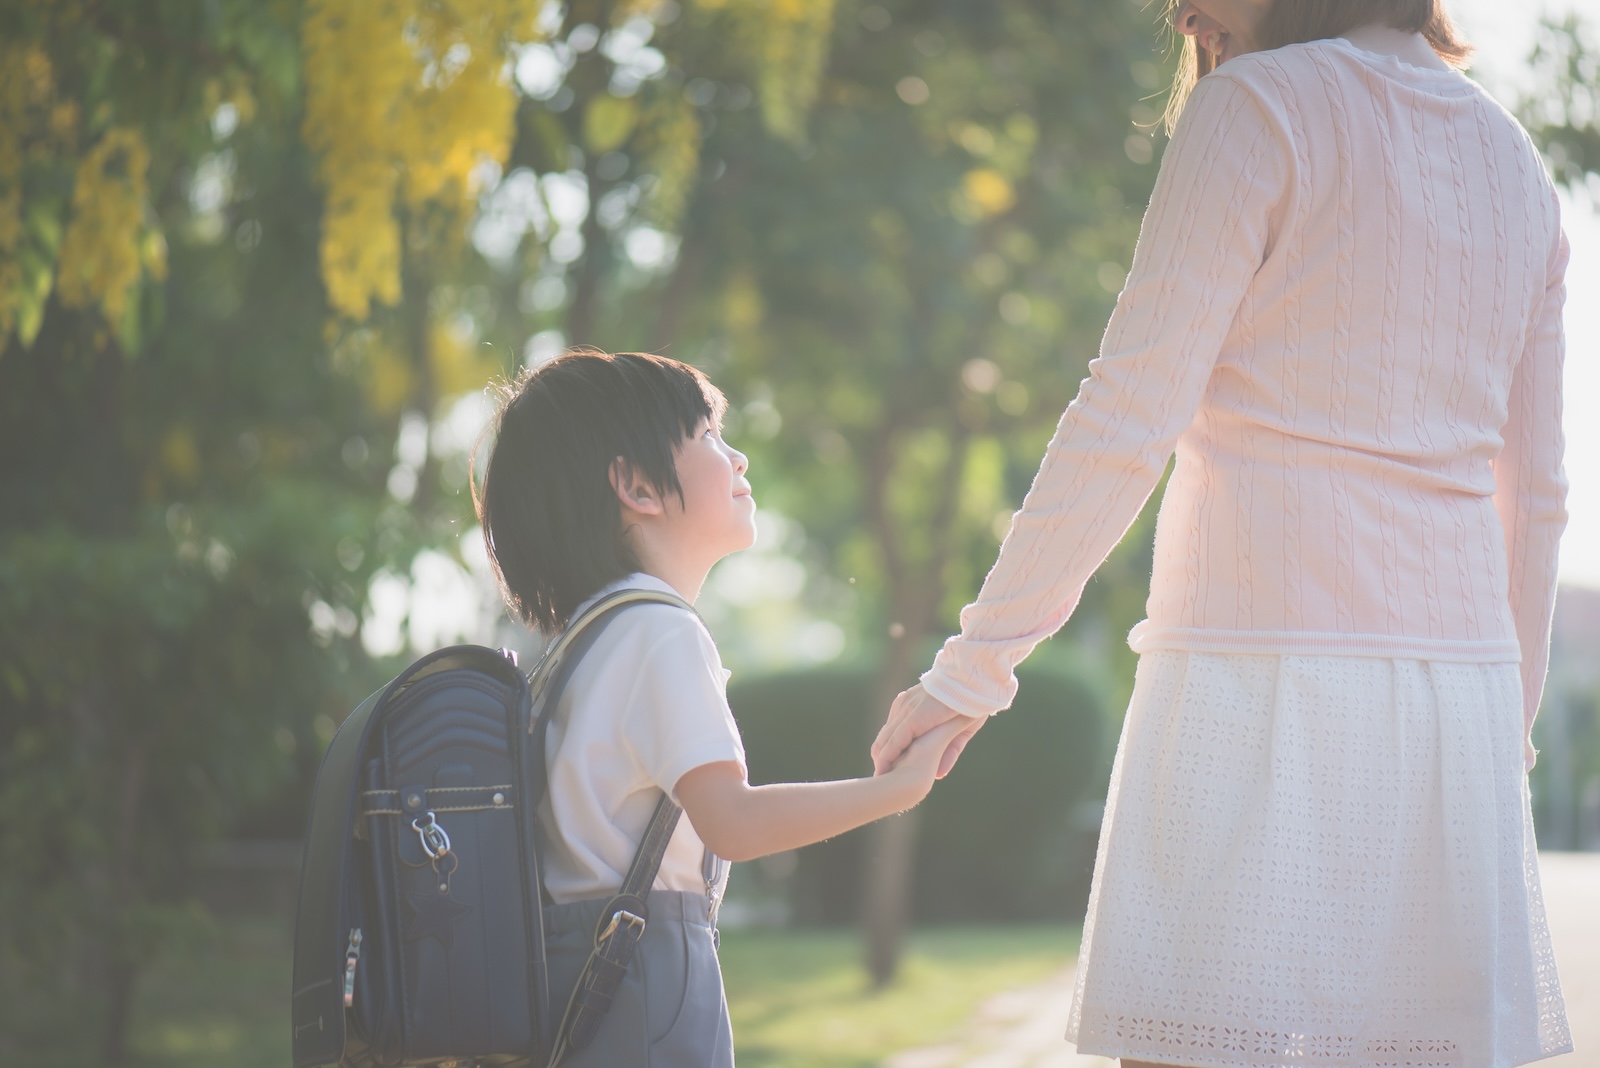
[876,718,975,804]
[871,683,986,779]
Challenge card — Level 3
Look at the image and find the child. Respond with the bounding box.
[475,349,960,1067]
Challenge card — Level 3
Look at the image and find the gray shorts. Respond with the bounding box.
[544,890,733,1068]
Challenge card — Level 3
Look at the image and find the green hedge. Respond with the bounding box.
[728,663,1110,924]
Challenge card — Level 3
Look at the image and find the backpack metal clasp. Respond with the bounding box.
[411,811,452,860]
[411,811,458,893]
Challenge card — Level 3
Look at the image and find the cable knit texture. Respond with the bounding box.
[919,38,1573,1068]
[920,39,1569,739]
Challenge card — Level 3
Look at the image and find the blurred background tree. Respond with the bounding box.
[1518,13,1600,202]
[616,0,1171,983]
[0,1,1173,1055]
[0,3,405,1063]
[0,0,842,1061]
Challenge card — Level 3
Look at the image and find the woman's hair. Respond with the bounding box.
[473,349,727,635]
[1161,0,1474,131]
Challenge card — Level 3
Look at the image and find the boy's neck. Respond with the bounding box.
[627,541,711,604]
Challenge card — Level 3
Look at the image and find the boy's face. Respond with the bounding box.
[666,417,757,560]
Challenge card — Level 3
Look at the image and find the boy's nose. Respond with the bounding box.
[729,443,748,475]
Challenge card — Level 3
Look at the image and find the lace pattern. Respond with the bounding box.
[1067,652,1572,1068]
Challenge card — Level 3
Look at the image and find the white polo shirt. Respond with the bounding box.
[536,573,745,905]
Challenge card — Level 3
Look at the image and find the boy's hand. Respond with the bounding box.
[880,718,972,806]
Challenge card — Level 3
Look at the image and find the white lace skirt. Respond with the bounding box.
[1068,651,1572,1068]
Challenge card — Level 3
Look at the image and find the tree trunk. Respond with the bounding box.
[860,616,922,986]
[100,957,137,1067]
[565,153,610,348]
[100,739,146,1066]
[651,234,705,351]
[857,421,973,986]
[401,243,439,518]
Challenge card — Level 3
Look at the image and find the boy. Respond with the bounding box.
[475,349,959,1067]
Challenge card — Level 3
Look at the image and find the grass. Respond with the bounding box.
[720,925,1080,1067]
[123,911,1078,1067]
[130,913,293,1068]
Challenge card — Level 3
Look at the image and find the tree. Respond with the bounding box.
[644,0,1172,982]
[0,4,414,1063]
[1519,13,1600,202]
[0,1,850,1059]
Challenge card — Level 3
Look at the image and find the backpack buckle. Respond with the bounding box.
[597,909,646,945]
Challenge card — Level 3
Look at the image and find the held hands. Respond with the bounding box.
[871,683,986,779]
[877,717,975,808]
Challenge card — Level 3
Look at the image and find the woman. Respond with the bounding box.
[871,2,1573,1066]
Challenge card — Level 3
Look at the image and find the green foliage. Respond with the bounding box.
[0,5,405,1060]
[604,0,1174,980]
[1519,14,1600,199]
[0,0,301,350]
[730,661,1110,924]
[632,0,1174,675]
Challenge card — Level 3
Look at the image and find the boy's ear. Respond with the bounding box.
[610,458,664,517]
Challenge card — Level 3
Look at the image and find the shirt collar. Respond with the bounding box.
[569,571,682,622]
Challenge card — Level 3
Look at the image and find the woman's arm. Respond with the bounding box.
[916,69,1293,721]
[1493,224,1570,769]
[675,719,966,862]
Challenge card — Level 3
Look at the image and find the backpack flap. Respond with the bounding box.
[291,646,531,1068]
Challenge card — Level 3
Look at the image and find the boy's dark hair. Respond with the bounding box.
[474,349,727,635]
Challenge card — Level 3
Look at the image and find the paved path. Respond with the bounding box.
[887,852,1600,1068]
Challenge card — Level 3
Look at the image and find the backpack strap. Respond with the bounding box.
[522,587,696,807]
[520,587,698,1066]
[549,796,682,1063]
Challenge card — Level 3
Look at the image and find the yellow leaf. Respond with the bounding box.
[161,427,200,484]
[725,271,764,334]
[303,0,521,321]
[962,168,1015,218]
[365,336,415,417]
[56,128,152,326]
[583,95,639,156]
[428,315,502,398]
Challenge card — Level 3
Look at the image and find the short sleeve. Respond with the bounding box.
[621,609,747,800]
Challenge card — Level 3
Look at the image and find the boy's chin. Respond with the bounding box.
[728,515,759,552]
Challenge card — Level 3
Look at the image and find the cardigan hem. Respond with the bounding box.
[1126,621,1523,663]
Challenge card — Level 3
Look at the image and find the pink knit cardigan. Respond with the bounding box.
[922,38,1569,737]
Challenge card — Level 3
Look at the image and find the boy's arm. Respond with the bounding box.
[674,719,965,863]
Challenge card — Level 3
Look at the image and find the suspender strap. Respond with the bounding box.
[549,797,682,1062]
